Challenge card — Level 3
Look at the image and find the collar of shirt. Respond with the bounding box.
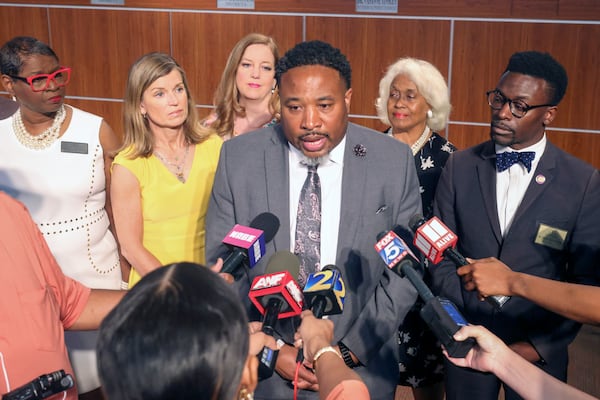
[494,133,547,174]
[288,136,346,268]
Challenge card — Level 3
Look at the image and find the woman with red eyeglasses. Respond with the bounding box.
[0,36,126,400]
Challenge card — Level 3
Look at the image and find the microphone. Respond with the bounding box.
[2,370,74,400]
[409,214,510,309]
[221,212,280,276]
[303,265,345,318]
[248,251,304,379]
[296,265,346,363]
[375,228,475,358]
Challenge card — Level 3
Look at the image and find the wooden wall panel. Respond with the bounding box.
[0,7,49,47]
[172,13,303,105]
[447,124,491,151]
[451,21,600,131]
[306,17,451,117]
[67,98,124,139]
[49,8,170,99]
[512,0,560,19]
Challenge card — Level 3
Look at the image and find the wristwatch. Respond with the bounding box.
[338,341,357,368]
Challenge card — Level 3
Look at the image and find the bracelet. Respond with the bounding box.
[120,280,129,290]
[312,346,342,368]
[276,339,285,350]
[338,341,357,368]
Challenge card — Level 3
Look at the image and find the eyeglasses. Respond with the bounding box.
[8,67,72,92]
[486,89,554,118]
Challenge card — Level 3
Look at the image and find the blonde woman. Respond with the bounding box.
[204,33,280,139]
[111,52,222,288]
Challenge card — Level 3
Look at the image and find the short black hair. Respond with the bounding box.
[97,263,249,400]
[504,51,568,105]
[0,36,58,76]
[275,40,351,89]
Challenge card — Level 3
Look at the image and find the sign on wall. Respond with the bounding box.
[356,0,398,13]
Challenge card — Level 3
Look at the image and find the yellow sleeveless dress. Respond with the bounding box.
[113,134,222,287]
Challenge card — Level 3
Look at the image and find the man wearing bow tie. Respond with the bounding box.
[206,40,421,400]
[430,51,600,400]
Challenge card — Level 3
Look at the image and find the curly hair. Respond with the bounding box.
[504,51,568,105]
[375,57,451,132]
[276,40,351,90]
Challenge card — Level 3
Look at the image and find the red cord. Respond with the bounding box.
[293,360,301,400]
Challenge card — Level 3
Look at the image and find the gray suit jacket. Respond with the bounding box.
[431,140,600,394]
[206,123,422,400]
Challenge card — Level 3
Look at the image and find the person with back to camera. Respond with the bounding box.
[206,40,421,400]
[96,262,369,400]
[375,57,456,400]
[0,35,128,399]
[203,33,280,140]
[110,52,222,288]
[0,191,125,400]
[430,50,600,400]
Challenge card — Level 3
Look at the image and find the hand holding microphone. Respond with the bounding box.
[409,214,510,309]
[374,227,475,358]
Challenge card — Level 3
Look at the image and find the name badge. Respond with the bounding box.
[61,141,88,154]
[534,223,568,250]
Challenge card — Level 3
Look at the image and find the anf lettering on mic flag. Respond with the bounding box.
[249,270,304,318]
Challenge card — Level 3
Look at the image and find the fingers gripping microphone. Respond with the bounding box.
[296,265,346,363]
[248,251,304,379]
[409,214,510,309]
[221,212,280,275]
[375,228,475,358]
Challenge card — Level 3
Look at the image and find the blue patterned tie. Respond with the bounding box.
[294,164,321,286]
[496,151,535,173]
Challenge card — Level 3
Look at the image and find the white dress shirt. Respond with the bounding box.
[495,134,547,236]
[288,137,346,269]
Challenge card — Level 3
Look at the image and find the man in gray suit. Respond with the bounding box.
[206,40,421,400]
[431,51,600,400]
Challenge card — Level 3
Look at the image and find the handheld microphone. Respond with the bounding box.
[409,214,510,309]
[249,251,303,379]
[296,265,346,363]
[375,228,475,358]
[303,265,345,319]
[221,212,280,276]
[2,370,74,400]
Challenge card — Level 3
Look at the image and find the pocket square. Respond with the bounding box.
[376,205,388,214]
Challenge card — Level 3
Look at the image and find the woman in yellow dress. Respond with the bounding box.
[111,52,222,287]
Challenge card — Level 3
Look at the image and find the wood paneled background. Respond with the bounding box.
[0,1,598,168]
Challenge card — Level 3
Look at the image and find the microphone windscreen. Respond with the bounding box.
[265,250,300,278]
[409,213,426,232]
[250,212,280,243]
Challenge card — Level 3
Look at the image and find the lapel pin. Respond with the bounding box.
[535,174,546,184]
[353,144,366,157]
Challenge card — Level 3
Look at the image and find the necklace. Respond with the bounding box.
[154,141,190,183]
[12,105,66,150]
[410,126,431,156]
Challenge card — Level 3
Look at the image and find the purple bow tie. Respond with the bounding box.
[496,151,535,173]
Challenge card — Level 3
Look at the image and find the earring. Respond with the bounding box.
[142,113,147,119]
[426,109,433,119]
[271,87,275,95]
[238,388,254,400]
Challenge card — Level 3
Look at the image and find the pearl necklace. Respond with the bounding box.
[12,105,66,150]
[154,142,190,183]
[410,126,431,156]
